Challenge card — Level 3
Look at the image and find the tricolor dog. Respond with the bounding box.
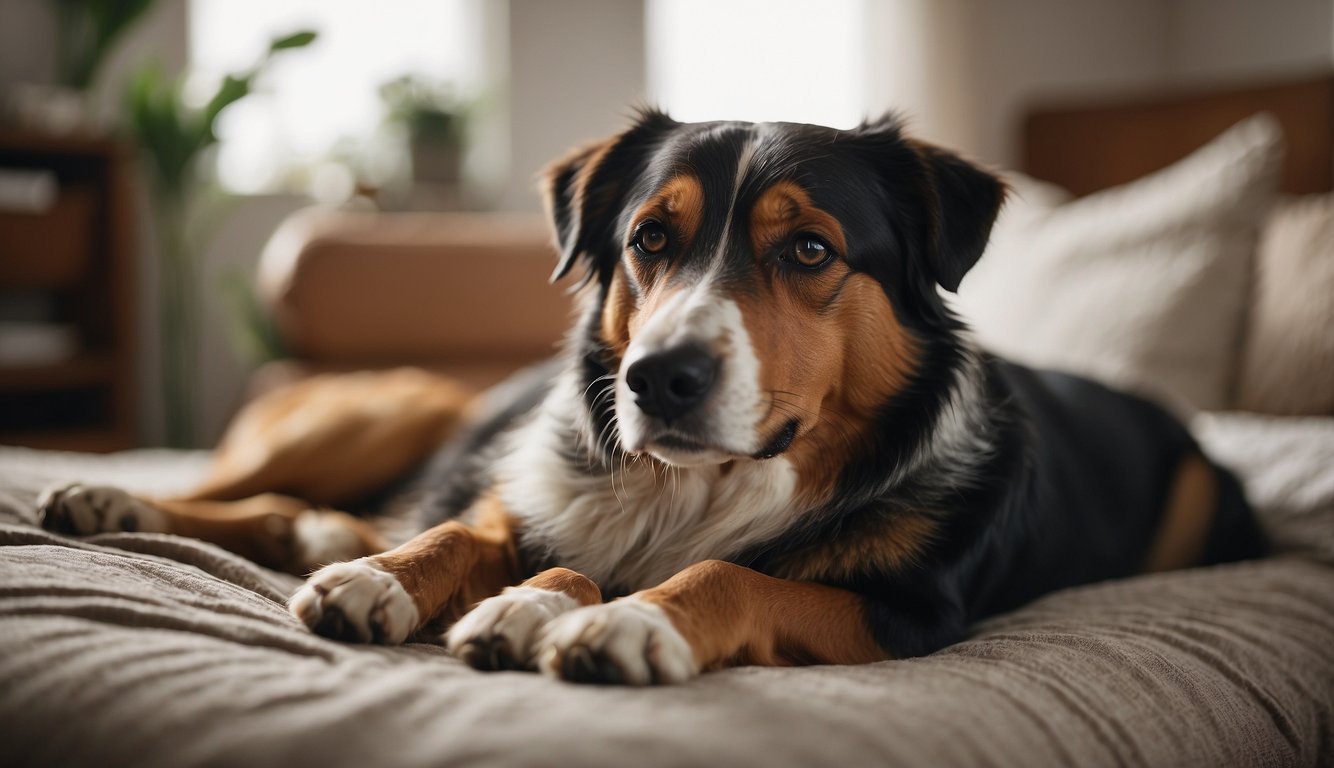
[40,111,1264,685]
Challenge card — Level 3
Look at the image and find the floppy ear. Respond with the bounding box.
[854,115,1005,294]
[913,142,1006,293]
[542,109,679,284]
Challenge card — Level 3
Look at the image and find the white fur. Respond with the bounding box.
[37,483,167,535]
[711,136,756,264]
[615,291,766,461]
[495,369,800,593]
[535,598,697,685]
[445,586,580,666]
[292,510,367,571]
[288,559,419,644]
[895,345,995,491]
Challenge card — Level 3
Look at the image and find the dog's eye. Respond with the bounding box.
[790,234,833,269]
[632,222,669,256]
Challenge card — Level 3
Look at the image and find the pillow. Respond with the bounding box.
[952,114,1285,413]
[1235,193,1334,415]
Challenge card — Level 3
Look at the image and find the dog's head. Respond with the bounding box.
[543,110,1003,475]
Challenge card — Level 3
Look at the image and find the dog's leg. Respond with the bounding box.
[289,496,524,645]
[535,560,888,685]
[445,567,602,671]
[183,368,475,507]
[39,486,385,573]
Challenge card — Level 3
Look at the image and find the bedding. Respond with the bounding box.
[1,413,1332,768]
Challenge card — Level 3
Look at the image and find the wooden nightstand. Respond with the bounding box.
[0,131,138,451]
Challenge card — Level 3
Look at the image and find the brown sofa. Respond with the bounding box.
[250,209,573,396]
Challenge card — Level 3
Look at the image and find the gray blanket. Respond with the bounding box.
[1,413,1332,768]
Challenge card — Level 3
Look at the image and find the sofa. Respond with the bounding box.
[248,210,569,397]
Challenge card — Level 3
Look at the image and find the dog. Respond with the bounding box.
[38,110,1265,685]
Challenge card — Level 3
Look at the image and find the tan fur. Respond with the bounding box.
[85,368,474,575]
[186,368,473,507]
[372,495,523,626]
[748,180,848,257]
[765,512,938,583]
[738,182,921,504]
[639,559,887,669]
[634,174,705,250]
[128,492,386,573]
[598,173,706,352]
[521,567,603,607]
[600,268,637,356]
[1144,453,1218,572]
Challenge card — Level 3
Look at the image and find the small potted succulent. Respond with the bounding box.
[379,74,469,187]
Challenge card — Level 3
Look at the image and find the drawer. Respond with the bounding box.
[0,183,96,287]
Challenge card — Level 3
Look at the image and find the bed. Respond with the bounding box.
[3,77,1333,767]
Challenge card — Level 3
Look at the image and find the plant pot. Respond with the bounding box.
[410,141,463,187]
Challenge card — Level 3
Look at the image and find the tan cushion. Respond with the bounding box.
[952,114,1285,413]
[258,210,573,366]
[1235,194,1334,415]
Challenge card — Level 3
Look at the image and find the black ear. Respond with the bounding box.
[853,115,1005,294]
[542,108,679,284]
[914,143,1006,292]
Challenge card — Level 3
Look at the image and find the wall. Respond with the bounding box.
[0,0,189,128]
[865,0,1334,169]
[0,0,55,85]
[1168,0,1334,82]
[862,0,1171,166]
[500,0,646,210]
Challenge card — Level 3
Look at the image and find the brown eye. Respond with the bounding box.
[633,222,669,255]
[791,234,833,268]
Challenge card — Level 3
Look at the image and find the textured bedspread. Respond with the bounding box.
[1,413,1332,768]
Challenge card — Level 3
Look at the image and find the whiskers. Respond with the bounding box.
[575,374,619,462]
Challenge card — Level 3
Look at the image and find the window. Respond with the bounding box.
[188,0,479,194]
[645,0,866,128]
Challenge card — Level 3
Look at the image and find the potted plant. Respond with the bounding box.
[379,74,469,187]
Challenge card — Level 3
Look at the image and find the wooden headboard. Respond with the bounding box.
[1022,74,1334,196]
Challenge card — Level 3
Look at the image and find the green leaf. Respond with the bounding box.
[199,74,253,145]
[269,30,318,52]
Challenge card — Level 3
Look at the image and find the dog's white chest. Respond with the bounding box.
[495,413,801,593]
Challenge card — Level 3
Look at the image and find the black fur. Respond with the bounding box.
[414,112,1265,659]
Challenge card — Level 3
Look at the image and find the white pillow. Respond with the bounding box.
[1235,193,1334,415]
[952,114,1285,413]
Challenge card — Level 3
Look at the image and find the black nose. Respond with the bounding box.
[625,345,718,424]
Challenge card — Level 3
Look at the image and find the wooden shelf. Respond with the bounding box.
[0,129,126,158]
[0,131,138,451]
[0,426,132,453]
[0,353,115,392]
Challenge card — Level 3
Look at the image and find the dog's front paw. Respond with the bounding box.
[38,483,167,535]
[288,560,419,644]
[535,599,698,685]
[446,587,579,671]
